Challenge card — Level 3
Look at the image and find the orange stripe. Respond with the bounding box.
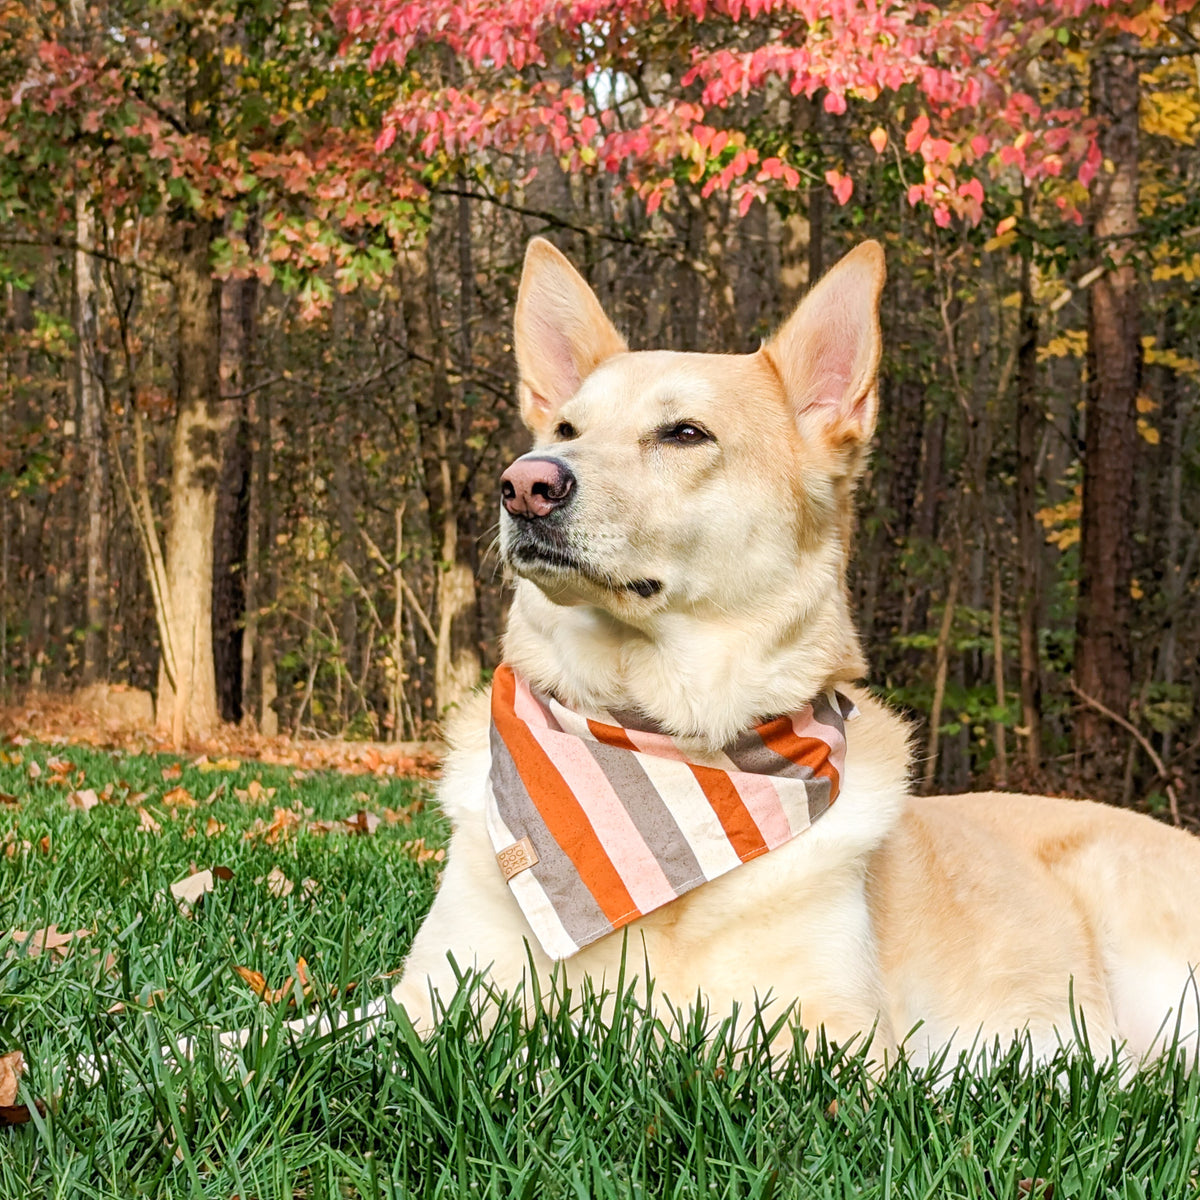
[688,764,768,862]
[492,666,638,926]
[585,717,640,752]
[758,716,841,797]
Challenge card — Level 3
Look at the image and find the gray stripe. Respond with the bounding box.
[583,739,706,893]
[802,775,834,823]
[488,727,609,946]
[811,692,848,733]
[724,730,817,781]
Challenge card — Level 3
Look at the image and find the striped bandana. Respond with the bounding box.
[486,663,856,961]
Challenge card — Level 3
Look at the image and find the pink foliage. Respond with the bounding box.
[344,0,1200,222]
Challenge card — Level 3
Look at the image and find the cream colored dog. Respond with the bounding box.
[388,238,1200,1067]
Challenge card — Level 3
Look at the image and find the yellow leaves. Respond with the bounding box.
[1138,418,1161,445]
[1142,339,1200,380]
[1037,496,1081,551]
[984,230,1017,254]
[1131,579,1145,600]
[1142,87,1198,146]
[1039,330,1087,363]
[162,785,196,809]
[1001,291,1022,309]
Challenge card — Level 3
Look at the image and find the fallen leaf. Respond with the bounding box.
[204,816,227,837]
[234,958,313,1006]
[136,807,162,834]
[37,835,50,855]
[243,806,305,844]
[233,964,270,998]
[402,838,444,865]
[234,779,276,804]
[301,877,319,900]
[212,865,234,881]
[26,761,40,780]
[10,926,90,959]
[162,786,195,809]
[199,757,241,773]
[0,1051,23,1106]
[67,788,101,812]
[0,793,16,806]
[161,763,183,782]
[264,867,294,898]
[344,809,381,836]
[170,868,214,907]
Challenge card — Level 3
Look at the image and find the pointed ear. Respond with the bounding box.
[514,238,627,433]
[763,241,885,462]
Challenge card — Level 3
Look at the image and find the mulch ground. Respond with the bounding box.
[0,694,444,779]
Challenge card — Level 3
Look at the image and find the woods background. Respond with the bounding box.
[1,0,1197,812]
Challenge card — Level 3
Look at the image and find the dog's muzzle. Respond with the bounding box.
[500,455,575,520]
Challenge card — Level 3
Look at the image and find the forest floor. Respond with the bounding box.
[0,737,1198,1197]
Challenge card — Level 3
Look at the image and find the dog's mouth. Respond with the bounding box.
[507,533,662,599]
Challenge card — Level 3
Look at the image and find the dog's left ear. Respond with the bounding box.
[514,238,628,434]
[763,241,885,461]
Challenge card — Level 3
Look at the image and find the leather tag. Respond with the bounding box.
[497,836,538,881]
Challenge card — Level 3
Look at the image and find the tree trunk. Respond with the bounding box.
[154,215,226,740]
[1075,35,1140,788]
[1015,227,1043,777]
[212,269,255,723]
[75,194,107,684]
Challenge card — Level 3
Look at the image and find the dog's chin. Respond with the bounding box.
[505,543,664,610]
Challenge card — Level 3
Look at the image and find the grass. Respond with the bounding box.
[1,741,1200,1198]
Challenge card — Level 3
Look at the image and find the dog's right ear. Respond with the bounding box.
[514,238,627,433]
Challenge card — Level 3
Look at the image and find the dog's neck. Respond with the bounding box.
[502,570,866,751]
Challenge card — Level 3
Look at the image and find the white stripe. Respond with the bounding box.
[629,753,743,878]
[485,787,579,960]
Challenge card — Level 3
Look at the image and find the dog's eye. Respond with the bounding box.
[660,422,712,446]
[555,421,578,440]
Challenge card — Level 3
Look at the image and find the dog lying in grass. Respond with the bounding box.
[384,237,1200,1068]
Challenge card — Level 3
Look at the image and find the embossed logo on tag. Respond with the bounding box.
[497,836,538,881]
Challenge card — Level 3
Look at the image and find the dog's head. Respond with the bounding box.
[499,238,885,631]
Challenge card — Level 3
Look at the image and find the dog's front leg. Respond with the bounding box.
[390,816,549,1033]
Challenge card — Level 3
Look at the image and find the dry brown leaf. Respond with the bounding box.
[382,801,421,825]
[234,779,276,805]
[233,958,312,1006]
[243,805,304,844]
[67,787,100,812]
[0,1051,23,1106]
[37,835,50,855]
[136,807,162,835]
[161,763,183,782]
[402,838,445,865]
[301,877,319,900]
[26,761,40,780]
[10,925,90,959]
[169,868,214,907]
[212,865,234,881]
[0,793,18,807]
[162,785,196,809]
[204,816,227,837]
[343,810,381,836]
[264,867,294,898]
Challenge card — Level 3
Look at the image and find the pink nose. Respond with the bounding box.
[500,456,576,518]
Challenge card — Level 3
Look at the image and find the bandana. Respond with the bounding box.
[486,663,856,961]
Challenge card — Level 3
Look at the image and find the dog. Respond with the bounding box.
[379,236,1200,1069]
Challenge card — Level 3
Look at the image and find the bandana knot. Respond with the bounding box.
[486,663,856,960]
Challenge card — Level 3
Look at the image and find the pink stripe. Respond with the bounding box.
[793,711,847,761]
[525,724,678,916]
[512,673,562,731]
[620,727,689,760]
[728,771,794,846]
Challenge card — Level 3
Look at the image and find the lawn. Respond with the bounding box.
[0,740,1198,1198]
